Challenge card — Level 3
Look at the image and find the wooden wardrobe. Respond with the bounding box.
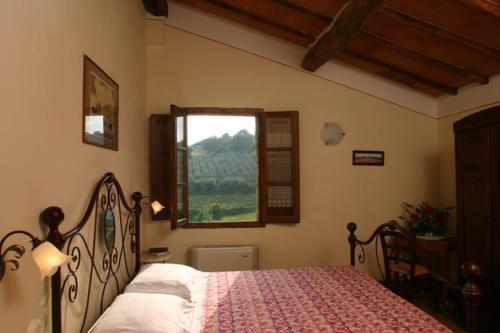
[454,106,500,332]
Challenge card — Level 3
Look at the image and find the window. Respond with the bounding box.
[188,115,258,223]
[150,106,300,228]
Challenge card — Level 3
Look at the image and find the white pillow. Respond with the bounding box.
[125,263,200,301]
[90,293,187,333]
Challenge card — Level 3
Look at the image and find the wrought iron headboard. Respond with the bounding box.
[346,220,417,279]
[40,172,143,333]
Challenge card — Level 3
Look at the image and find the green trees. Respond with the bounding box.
[188,130,256,195]
[188,130,257,222]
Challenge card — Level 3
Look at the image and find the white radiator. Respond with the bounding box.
[189,245,259,272]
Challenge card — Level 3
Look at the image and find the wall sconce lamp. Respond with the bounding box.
[320,122,346,146]
[139,196,166,215]
[0,230,70,282]
[150,200,166,215]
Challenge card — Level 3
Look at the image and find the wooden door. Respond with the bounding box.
[455,126,494,322]
[492,124,500,327]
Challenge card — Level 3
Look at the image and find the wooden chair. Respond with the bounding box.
[347,221,482,333]
[345,220,426,300]
[378,224,429,301]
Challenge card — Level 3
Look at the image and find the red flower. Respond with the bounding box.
[435,214,444,224]
[410,213,419,219]
[423,205,433,215]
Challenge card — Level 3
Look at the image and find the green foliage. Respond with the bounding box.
[190,130,255,155]
[189,194,257,222]
[188,130,256,195]
[188,130,257,222]
[189,177,255,195]
[210,204,223,221]
[399,202,453,236]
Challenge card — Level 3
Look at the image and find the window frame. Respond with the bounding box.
[178,106,265,229]
[150,106,300,229]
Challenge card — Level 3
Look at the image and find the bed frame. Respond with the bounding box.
[40,172,143,333]
[347,221,482,333]
[37,174,482,332]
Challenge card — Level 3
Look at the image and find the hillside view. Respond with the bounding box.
[188,130,257,222]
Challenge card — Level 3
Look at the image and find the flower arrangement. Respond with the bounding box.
[399,202,453,236]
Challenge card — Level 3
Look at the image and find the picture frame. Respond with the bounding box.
[82,55,119,150]
[353,150,384,166]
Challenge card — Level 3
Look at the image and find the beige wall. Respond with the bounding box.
[145,26,440,273]
[0,1,146,332]
[3,3,495,330]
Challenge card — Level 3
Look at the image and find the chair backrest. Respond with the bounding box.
[378,226,420,282]
[347,220,420,282]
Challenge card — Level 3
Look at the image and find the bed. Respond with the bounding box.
[39,173,480,333]
[90,264,453,333]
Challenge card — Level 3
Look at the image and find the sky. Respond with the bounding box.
[187,115,256,145]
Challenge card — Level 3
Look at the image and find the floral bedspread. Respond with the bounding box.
[201,266,450,333]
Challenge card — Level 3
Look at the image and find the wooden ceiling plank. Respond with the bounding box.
[343,49,459,95]
[455,0,500,19]
[301,0,383,72]
[360,31,489,84]
[380,5,500,59]
[270,0,332,22]
[143,0,169,17]
[201,0,314,41]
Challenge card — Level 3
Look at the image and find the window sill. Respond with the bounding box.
[183,221,265,228]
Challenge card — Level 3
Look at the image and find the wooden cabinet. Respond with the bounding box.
[454,106,500,332]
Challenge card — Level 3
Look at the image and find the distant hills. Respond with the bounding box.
[188,130,257,195]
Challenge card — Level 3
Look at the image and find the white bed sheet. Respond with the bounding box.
[181,272,208,333]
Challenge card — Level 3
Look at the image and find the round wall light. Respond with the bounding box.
[320,122,345,146]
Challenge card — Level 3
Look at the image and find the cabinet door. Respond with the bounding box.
[492,124,500,325]
[259,112,300,223]
[455,126,493,305]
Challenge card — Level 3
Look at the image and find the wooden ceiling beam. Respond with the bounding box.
[342,49,459,95]
[455,0,500,19]
[380,5,500,59]
[201,0,314,41]
[270,0,332,22]
[143,0,169,17]
[360,31,489,84]
[301,0,383,72]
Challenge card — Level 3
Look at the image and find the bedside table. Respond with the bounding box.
[140,251,172,265]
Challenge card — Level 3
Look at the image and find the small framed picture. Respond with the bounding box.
[82,55,119,150]
[353,150,384,166]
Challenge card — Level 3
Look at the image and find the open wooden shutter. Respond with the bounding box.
[259,111,300,223]
[150,114,170,220]
[169,105,189,229]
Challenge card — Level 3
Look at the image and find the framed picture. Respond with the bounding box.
[353,150,384,166]
[82,55,119,150]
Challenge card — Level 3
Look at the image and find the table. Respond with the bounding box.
[140,251,172,265]
[414,236,456,279]
[395,235,456,279]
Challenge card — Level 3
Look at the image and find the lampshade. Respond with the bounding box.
[151,200,166,215]
[31,241,70,279]
[320,122,345,146]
